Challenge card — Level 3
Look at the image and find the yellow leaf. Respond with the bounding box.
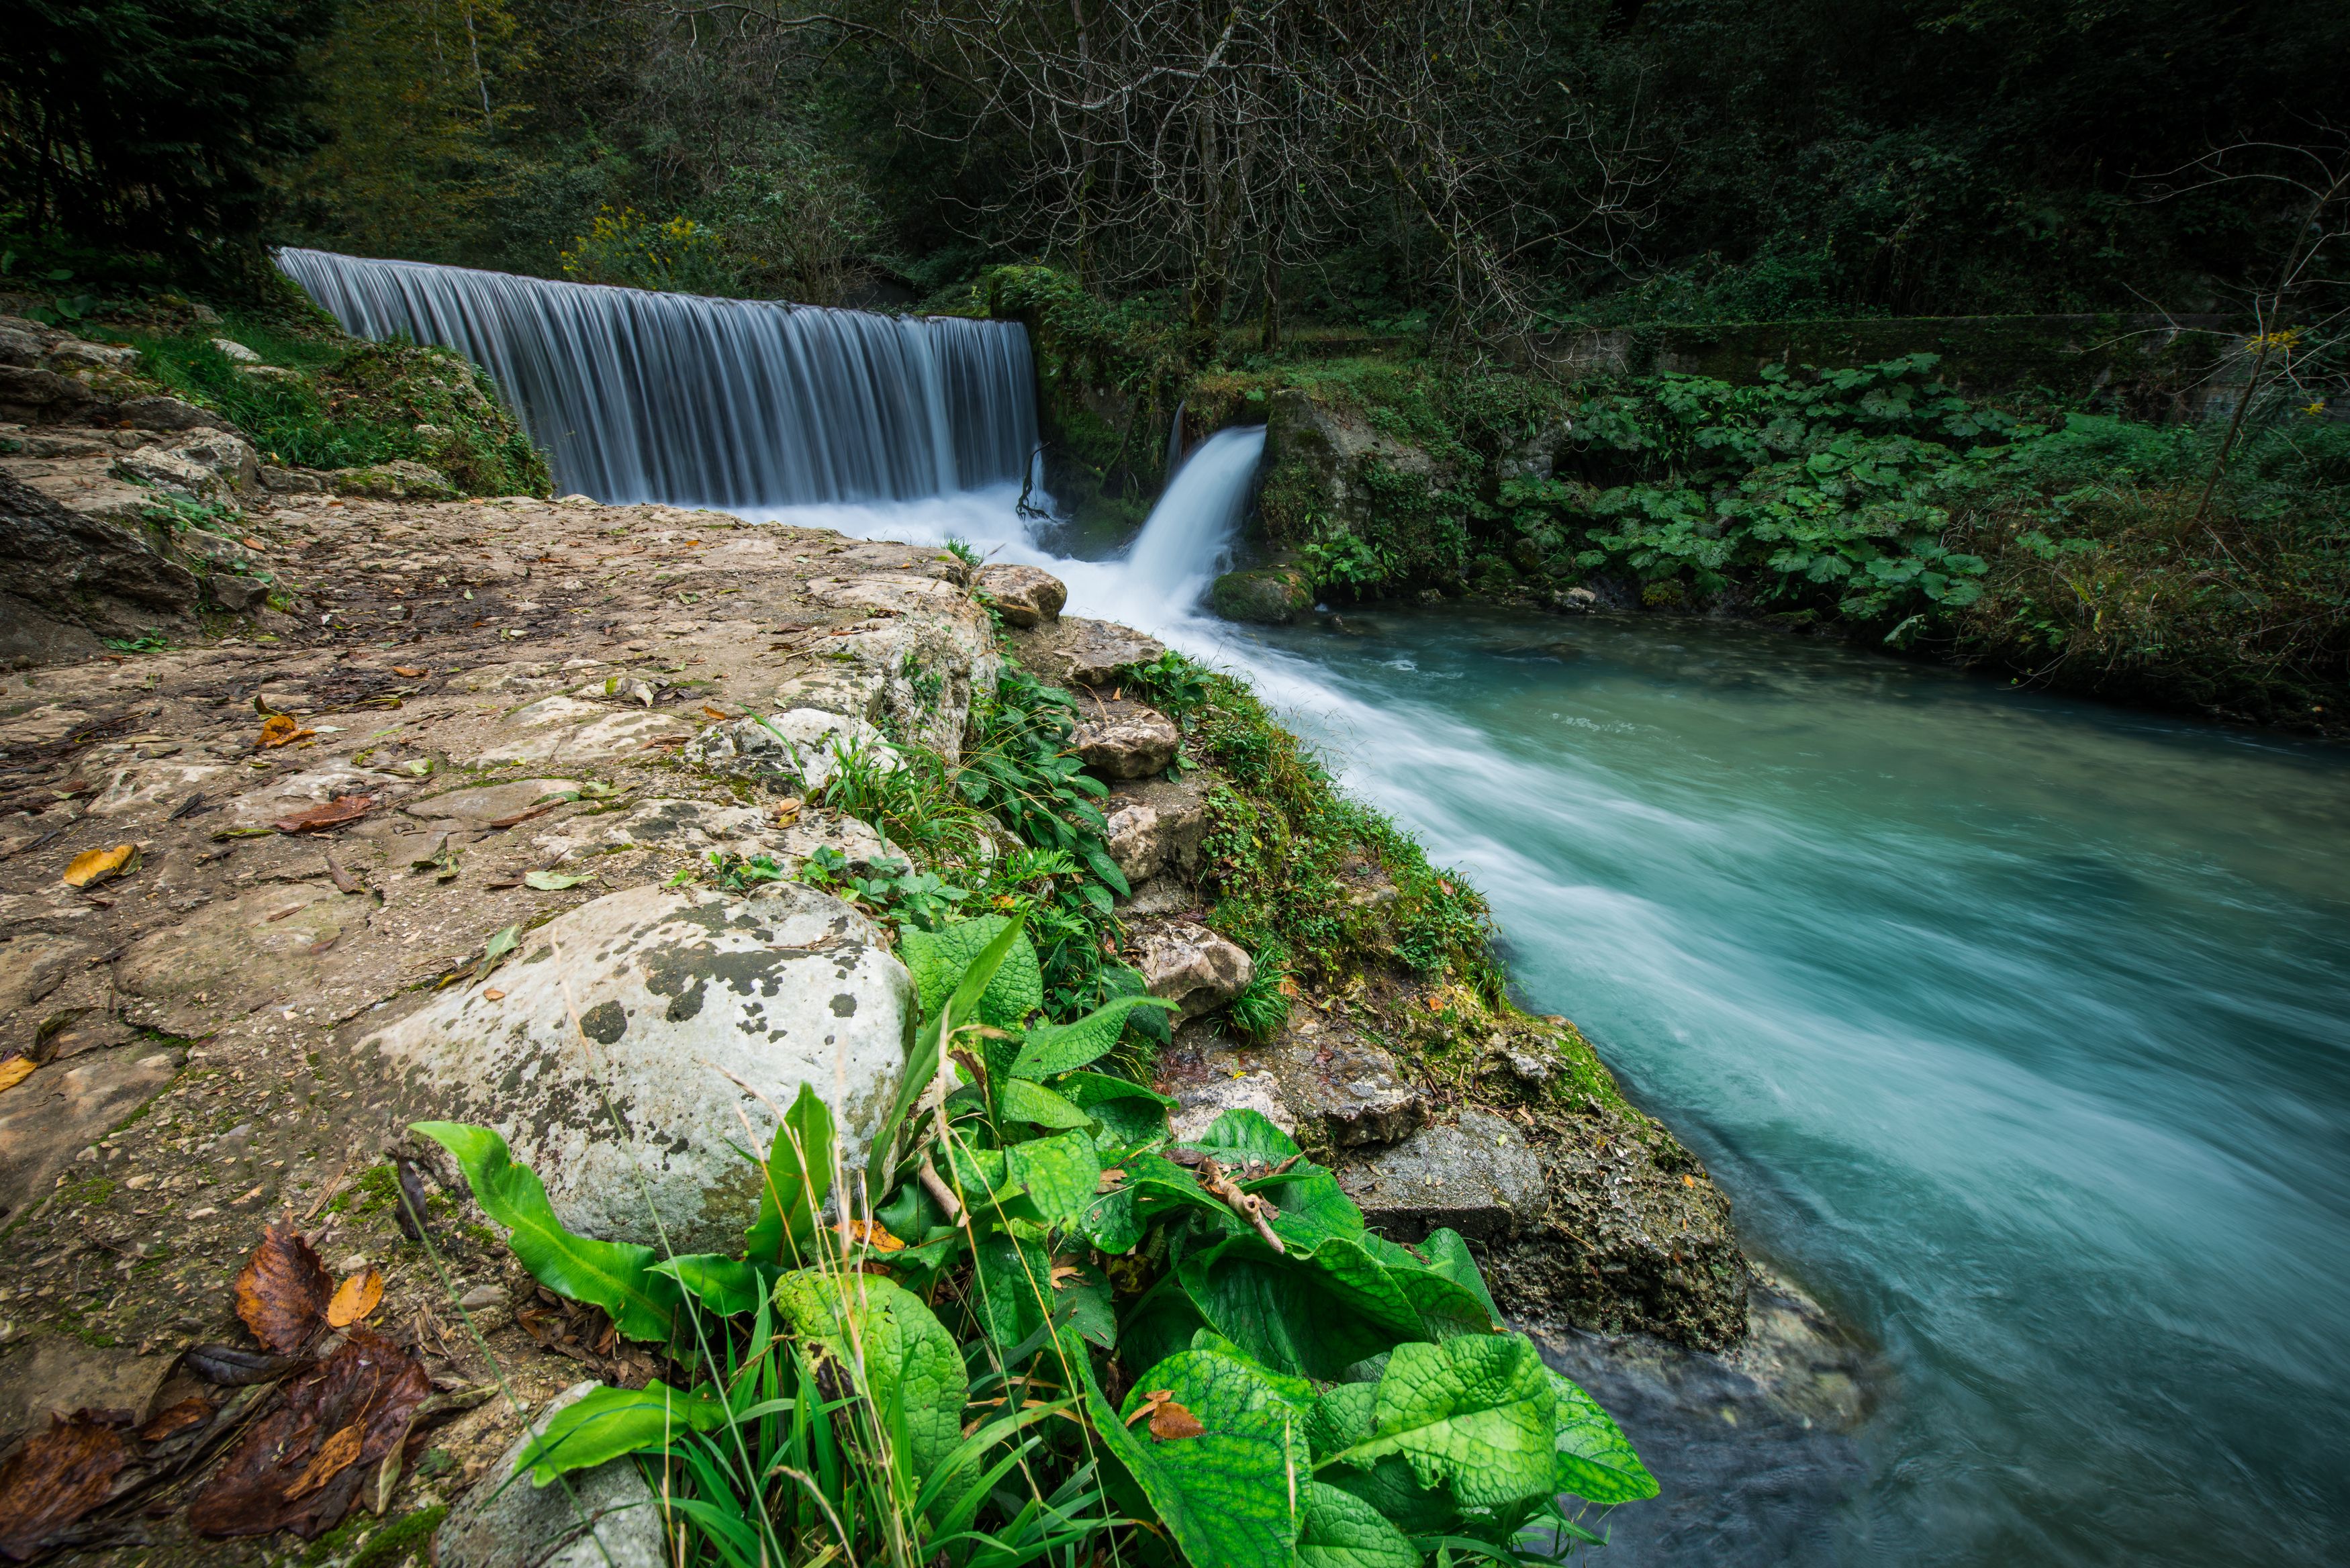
[0,1057,34,1094]
[325,1267,383,1328]
[62,844,136,888]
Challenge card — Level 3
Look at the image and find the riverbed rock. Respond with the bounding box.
[1023,617,1164,689]
[1071,700,1178,780]
[1155,1013,1425,1150]
[532,797,891,869]
[1209,566,1314,625]
[85,756,230,818]
[976,565,1066,627]
[0,1334,175,1451]
[479,695,692,766]
[402,778,581,830]
[1131,921,1254,1018]
[434,1381,665,1568]
[1103,774,1210,885]
[371,881,913,1251]
[1169,1071,1297,1144]
[1335,1108,1548,1242]
[0,1042,183,1224]
[686,709,902,794]
[781,575,998,758]
[115,881,375,1036]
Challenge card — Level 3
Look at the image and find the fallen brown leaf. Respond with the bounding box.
[391,667,428,678]
[273,795,377,834]
[481,987,506,1001]
[0,1414,128,1561]
[62,844,136,889]
[0,1057,34,1095]
[233,1222,332,1355]
[138,1398,216,1443]
[1148,1400,1205,1441]
[187,1329,431,1540]
[258,714,314,749]
[325,1269,383,1329]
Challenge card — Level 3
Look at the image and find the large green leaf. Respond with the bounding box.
[1546,1369,1658,1504]
[743,1082,833,1265]
[970,1230,1054,1350]
[1176,1230,1496,1380]
[1056,1071,1172,1146]
[649,1254,773,1316]
[1002,1128,1102,1226]
[899,914,1043,1030]
[773,1270,968,1487]
[1417,1228,1502,1330]
[998,1077,1092,1130]
[413,1122,679,1342]
[1297,1479,1421,1568]
[1307,1383,1459,1534]
[1010,994,1178,1080]
[514,1382,730,1484]
[1322,1335,1557,1510]
[1182,1107,1300,1164]
[1100,1339,1311,1568]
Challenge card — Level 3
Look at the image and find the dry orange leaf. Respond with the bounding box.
[62,843,136,888]
[837,1218,905,1253]
[702,703,730,720]
[0,1057,34,1094]
[258,714,315,748]
[391,667,428,678]
[234,1222,332,1354]
[281,1422,363,1501]
[325,1268,383,1328]
[481,987,506,1001]
[139,1398,216,1443]
[1148,1400,1205,1441]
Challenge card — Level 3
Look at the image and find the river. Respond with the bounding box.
[737,462,2350,1566]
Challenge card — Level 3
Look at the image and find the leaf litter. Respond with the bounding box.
[233,1222,332,1353]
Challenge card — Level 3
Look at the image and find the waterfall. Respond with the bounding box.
[274,248,1038,508]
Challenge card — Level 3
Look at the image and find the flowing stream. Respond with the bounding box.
[285,256,2350,1565]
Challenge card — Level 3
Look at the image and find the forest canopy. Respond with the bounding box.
[5,0,2347,330]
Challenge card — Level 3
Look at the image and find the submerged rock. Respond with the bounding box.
[976,564,1067,627]
[371,881,912,1251]
[1209,565,1314,625]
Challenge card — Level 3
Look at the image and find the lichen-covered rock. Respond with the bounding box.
[532,797,891,869]
[782,575,999,758]
[976,564,1067,627]
[1131,920,1254,1018]
[1209,565,1314,625]
[371,882,914,1251]
[0,471,199,663]
[1071,700,1178,780]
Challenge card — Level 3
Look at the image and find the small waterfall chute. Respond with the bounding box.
[1164,399,1188,486]
[275,247,1038,509]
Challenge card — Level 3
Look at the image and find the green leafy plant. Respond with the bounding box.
[420,914,1651,1566]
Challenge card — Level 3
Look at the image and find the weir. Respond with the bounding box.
[275,248,1039,509]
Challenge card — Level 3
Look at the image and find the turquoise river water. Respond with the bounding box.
[1214,607,2350,1567]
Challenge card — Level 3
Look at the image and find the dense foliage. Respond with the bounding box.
[418,909,1652,1568]
[0,0,331,277]
[195,0,2350,331]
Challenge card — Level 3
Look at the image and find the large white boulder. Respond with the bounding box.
[365,881,914,1251]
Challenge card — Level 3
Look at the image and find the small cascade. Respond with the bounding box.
[275,248,1037,508]
[1098,425,1264,626]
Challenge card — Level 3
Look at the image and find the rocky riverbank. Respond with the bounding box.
[0,314,1760,1563]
